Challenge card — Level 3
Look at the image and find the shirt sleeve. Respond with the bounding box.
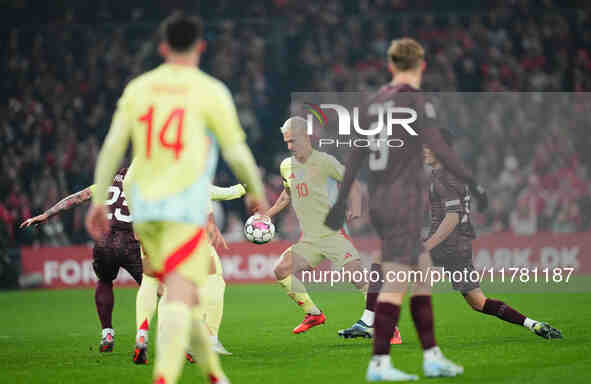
[279,159,291,189]
[122,161,135,197]
[420,100,475,187]
[205,81,264,199]
[209,184,246,201]
[436,173,463,215]
[204,81,246,151]
[323,153,345,182]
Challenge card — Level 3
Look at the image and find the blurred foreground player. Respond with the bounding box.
[424,140,562,340]
[85,12,268,384]
[326,38,488,381]
[21,167,139,352]
[133,184,247,365]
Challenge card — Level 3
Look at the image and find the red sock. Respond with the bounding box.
[410,295,436,350]
[366,263,383,311]
[139,318,149,331]
[95,280,114,329]
[482,299,526,325]
[373,302,401,355]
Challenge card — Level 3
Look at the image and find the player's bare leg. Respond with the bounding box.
[154,271,228,384]
[274,249,325,334]
[463,288,562,339]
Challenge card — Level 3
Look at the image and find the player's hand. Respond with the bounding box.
[20,213,49,229]
[470,184,489,211]
[325,200,346,230]
[207,217,229,251]
[346,205,361,222]
[238,184,248,197]
[245,194,270,215]
[85,204,110,241]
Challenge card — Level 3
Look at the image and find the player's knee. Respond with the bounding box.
[468,299,484,312]
[343,259,361,272]
[163,271,197,306]
[378,291,404,305]
[463,290,486,311]
[274,261,291,280]
[274,251,292,280]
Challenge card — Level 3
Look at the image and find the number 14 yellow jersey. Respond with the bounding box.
[93,63,247,225]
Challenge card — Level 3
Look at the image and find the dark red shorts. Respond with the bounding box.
[92,230,143,284]
[431,237,479,293]
[369,184,424,266]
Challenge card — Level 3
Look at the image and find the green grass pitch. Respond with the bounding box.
[1,283,590,383]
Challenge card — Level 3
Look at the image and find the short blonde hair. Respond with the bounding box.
[280,116,307,134]
[387,38,425,71]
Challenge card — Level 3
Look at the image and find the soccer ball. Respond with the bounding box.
[244,214,275,244]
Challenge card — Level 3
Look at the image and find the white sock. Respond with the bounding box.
[210,334,219,345]
[424,346,442,360]
[523,317,537,330]
[136,329,148,342]
[361,309,375,327]
[102,328,114,338]
[371,354,391,367]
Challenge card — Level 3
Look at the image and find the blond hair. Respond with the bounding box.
[387,38,425,71]
[280,116,308,134]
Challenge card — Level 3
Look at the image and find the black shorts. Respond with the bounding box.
[431,237,479,293]
[92,230,143,284]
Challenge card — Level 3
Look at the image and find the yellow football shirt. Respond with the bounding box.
[93,63,248,225]
[280,150,345,240]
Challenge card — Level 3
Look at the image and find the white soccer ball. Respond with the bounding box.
[244,214,275,244]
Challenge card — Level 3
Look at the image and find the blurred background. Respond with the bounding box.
[1,0,590,255]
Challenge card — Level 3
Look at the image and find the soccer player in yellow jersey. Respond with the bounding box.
[85,13,268,384]
[19,171,243,358]
[265,116,368,334]
[134,183,247,364]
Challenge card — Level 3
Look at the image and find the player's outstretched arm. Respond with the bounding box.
[20,186,93,229]
[424,212,459,251]
[207,212,228,251]
[209,184,246,201]
[346,180,363,221]
[325,149,368,230]
[422,127,488,210]
[265,189,290,219]
[205,81,269,213]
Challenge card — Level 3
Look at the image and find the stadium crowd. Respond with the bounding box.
[1,0,590,247]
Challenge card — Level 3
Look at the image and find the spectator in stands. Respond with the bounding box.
[510,198,538,235]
